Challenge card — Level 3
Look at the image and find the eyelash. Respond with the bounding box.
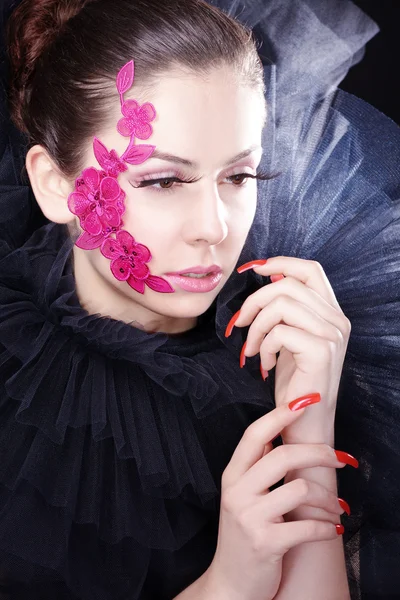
[130,169,279,195]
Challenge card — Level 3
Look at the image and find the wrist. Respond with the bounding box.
[281,420,335,446]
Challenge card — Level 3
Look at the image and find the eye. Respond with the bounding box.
[226,170,280,186]
[159,179,174,190]
[130,173,200,194]
[226,173,254,186]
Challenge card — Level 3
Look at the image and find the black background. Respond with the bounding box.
[341,1,400,124]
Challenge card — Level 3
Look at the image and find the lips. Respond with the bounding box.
[166,265,222,276]
[163,265,223,293]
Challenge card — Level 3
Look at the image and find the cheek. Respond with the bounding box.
[228,190,258,238]
[122,193,180,246]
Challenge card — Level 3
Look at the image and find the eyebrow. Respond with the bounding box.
[147,144,262,168]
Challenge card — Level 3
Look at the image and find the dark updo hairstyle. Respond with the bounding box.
[6,0,266,182]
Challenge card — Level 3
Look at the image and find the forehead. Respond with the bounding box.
[102,66,266,168]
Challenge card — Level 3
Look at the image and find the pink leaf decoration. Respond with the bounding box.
[117,60,134,95]
[75,231,104,250]
[122,144,156,165]
[145,275,175,293]
[128,276,146,294]
[93,138,111,170]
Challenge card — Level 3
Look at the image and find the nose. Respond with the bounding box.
[182,184,228,247]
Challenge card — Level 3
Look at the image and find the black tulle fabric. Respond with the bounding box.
[0,0,399,599]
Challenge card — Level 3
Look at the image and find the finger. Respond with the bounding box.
[244,294,342,357]
[222,395,321,487]
[240,443,346,496]
[257,478,346,521]
[251,256,341,311]
[270,519,344,557]
[258,324,335,373]
[232,277,349,338]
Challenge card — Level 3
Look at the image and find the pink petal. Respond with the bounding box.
[138,102,156,122]
[75,182,90,196]
[135,122,152,140]
[122,99,139,117]
[75,231,104,250]
[101,206,121,228]
[131,261,149,280]
[101,237,123,260]
[100,176,121,201]
[82,168,100,192]
[111,257,130,281]
[127,276,145,294]
[117,118,133,137]
[145,275,175,293]
[68,192,89,216]
[133,242,151,263]
[115,230,135,254]
[82,211,102,235]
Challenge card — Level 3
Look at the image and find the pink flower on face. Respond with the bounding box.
[101,230,151,294]
[117,100,156,140]
[68,167,124,237]
[101,230,175,294]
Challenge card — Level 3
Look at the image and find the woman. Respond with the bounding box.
[0,0,399,598]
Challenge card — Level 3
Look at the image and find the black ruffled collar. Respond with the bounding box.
[0,222,273,524]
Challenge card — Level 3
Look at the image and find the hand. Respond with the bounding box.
[226,257,351,444]
[206,399,356,600]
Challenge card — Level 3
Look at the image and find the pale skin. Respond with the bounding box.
[25,65,351,598]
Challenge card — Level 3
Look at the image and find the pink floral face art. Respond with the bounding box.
[67,60,174,294]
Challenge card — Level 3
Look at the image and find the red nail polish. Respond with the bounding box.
[270,274,285,283]
[260,363,269,381]
[225,310,241,338]
[336,524,345,536]
[338,498,351,516]
[334,451,359,469]
[240,341,247,368]
[237,259,267,274]
[288,393,321,411]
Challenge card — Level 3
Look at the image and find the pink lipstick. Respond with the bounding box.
[164,265,223,293]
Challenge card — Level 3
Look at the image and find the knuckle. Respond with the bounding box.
[243,422,262,446]
[221,485,238,513]
[343,316,352,334]
[312,260,324,274]
[332,327,344,343]
[322,443,336,462]
[294,477,310,499]
[221,468,232,490]
[303,520,321,539]
[273,444,290,464]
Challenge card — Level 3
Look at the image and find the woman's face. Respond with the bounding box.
[72,66,266,333]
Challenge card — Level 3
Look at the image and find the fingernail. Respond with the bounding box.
[237,259,267,274]
[288,392,321,411]
[240,341,247,368]
[260,362,269,381]
[225,310,241,338]
[334,451,359,469]
[338,498,351,516]
[336,524,345,535]
[270,274,285,283]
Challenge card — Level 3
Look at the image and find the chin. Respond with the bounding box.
[149,289,220,320]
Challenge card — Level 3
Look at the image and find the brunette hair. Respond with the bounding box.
[5,0,265,181]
